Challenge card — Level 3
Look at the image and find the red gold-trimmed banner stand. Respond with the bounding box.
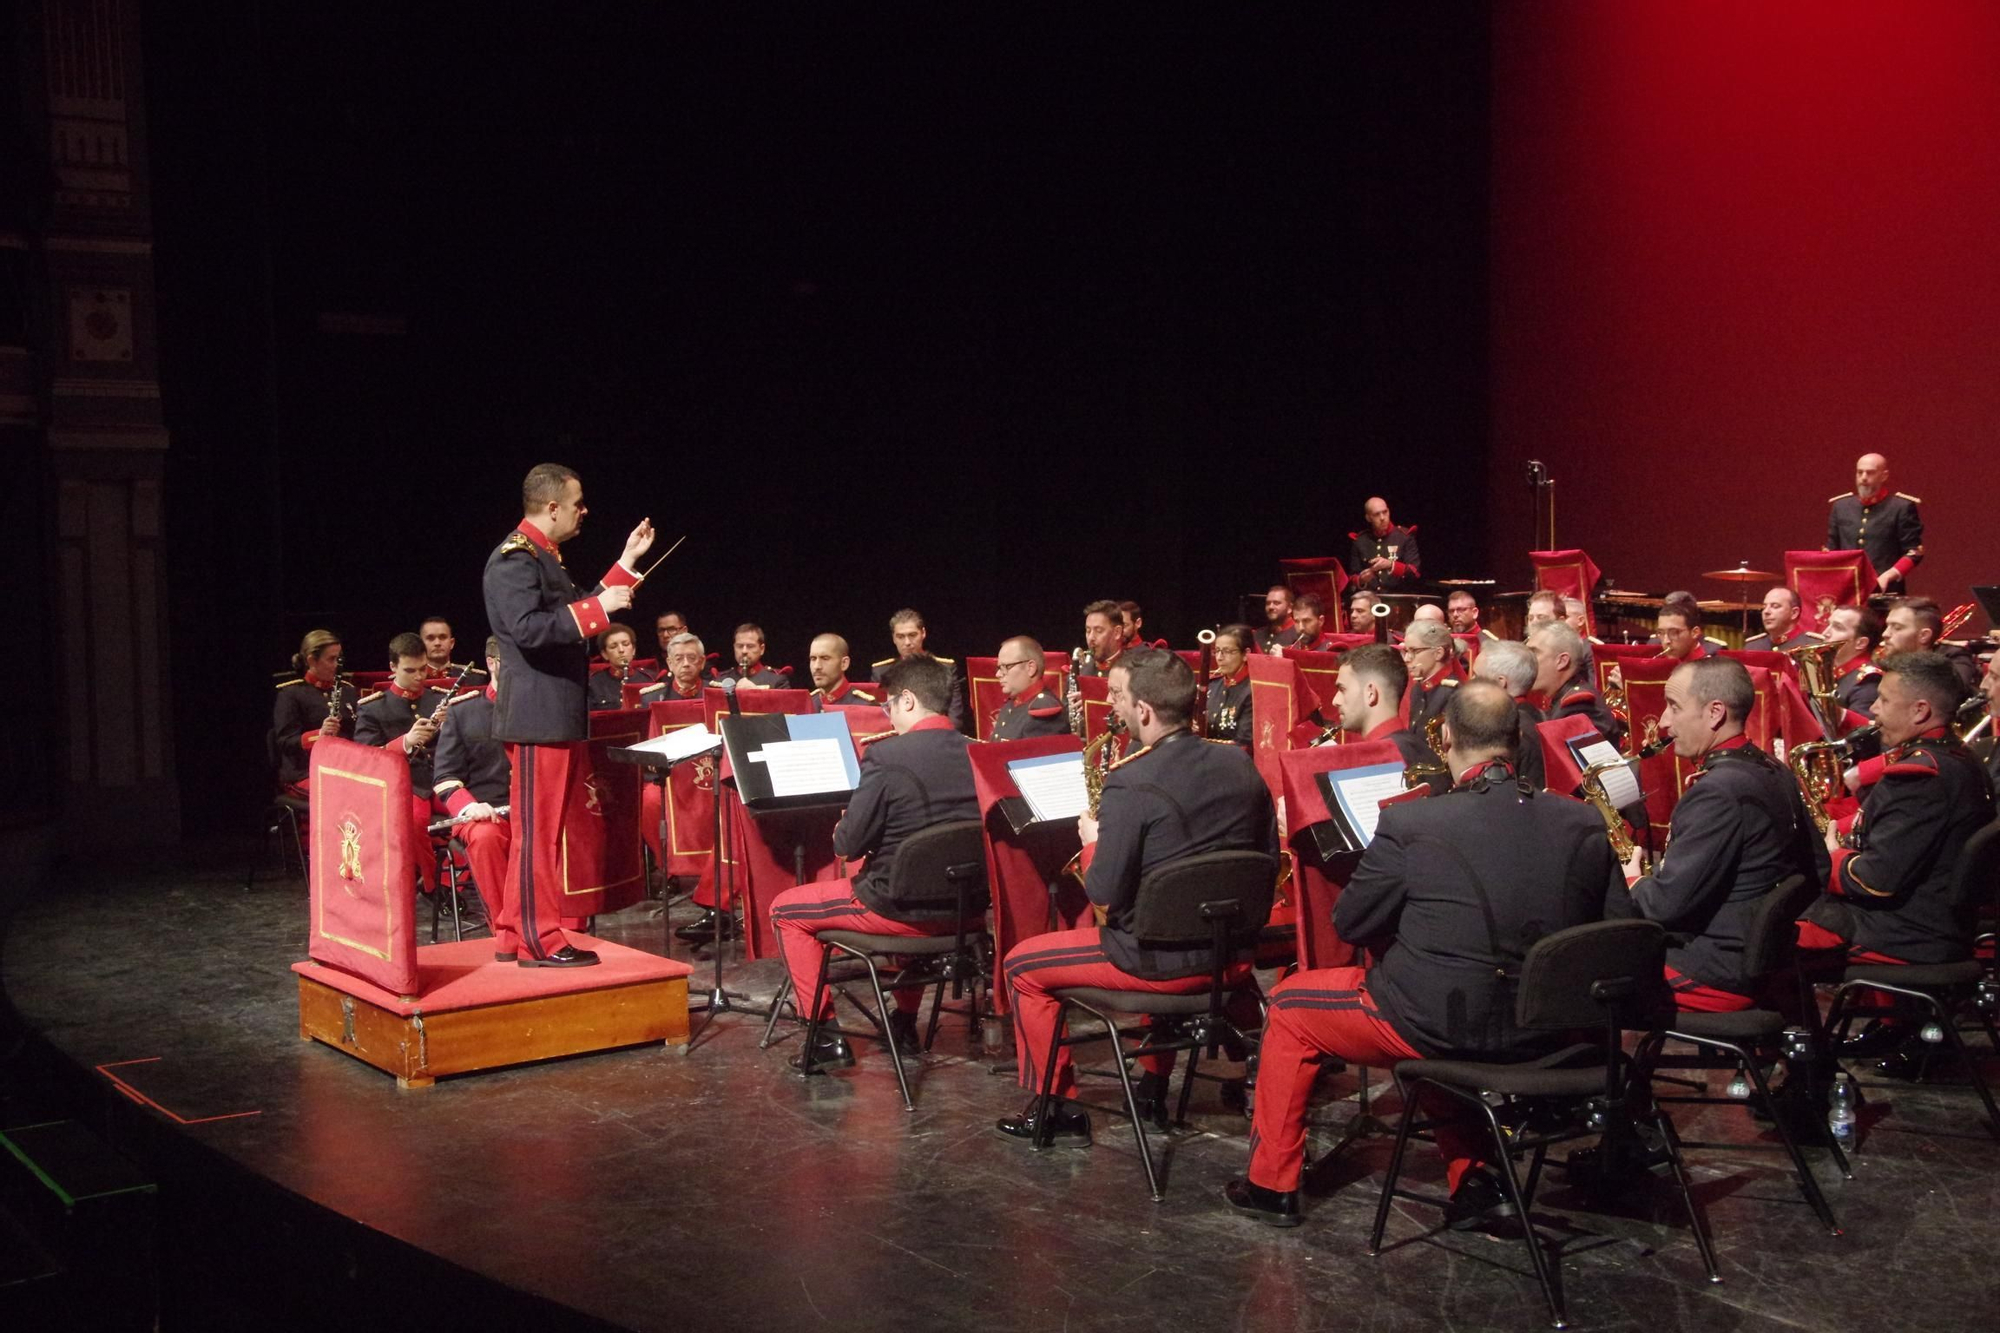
[1530,548,1603,636]
[1279,740,1400,971]
[967,734,1088,1015]
[1786,549,1875,634]
[644,699,716,899]
[296,738,691,1088]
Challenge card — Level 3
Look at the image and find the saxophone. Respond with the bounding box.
[1789,722,1880,835]
[1066,714,1128,917]
[1578,758,1639,862]
[1403,713,1452,791]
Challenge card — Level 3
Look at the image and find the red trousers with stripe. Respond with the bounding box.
[1001,927,1255,1099]
[1665,965,1755,1013]
[1246,968,1489,1194]
[498,741,584,959]
[457,816,512,908]
[769,880,958,1020]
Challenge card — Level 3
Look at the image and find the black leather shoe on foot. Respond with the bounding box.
[789,1028,856,1074]
[1838,1022,1905,1059]
[1444,1169,1520,1236]
[1873,1034,1933,1082]
[1132,1071,1172,1128]
[675,910,738,944]
[887,1011,923,1059]
[1223,1177,1303,1227]
[518,945,601,968]
[996,1100,1093,1145]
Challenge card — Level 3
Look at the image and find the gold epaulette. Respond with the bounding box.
[871,656,897,668]
[1896,491,1922,504]
[357,690,384,705]
[932,655,956,664]
[275,678,307,690]
[1437,676,1459,688]
[848,687,879,702]
[1826,492,1853,504]
[1107,741,1154,770]
[498,532,537,556]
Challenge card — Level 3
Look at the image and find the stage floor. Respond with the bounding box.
[6,851,1999,1331]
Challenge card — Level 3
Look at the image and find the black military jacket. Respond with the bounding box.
[835,717,980,920]
[1806,730,1994,963]
[1826,489,1923,583]
[870,653,968,732]
[431,690,511,811]
[1743,630,1821,653]
[481,521,632,744]
[1347,524,1422,590]
[1086,729,1278,979]
[991,689,1067,742]
[588,665,657,712]
[1630,740,1827,995]
[272,676,359,786]
[1204,672,1253,750]
[354,684,450,794]
[1552,674,1625,751]
[1336,766,1624,1059]
[1513,698,1548,790]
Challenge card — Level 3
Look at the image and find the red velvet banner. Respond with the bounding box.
[645,698,716,881]
[1619,656,1698,832]
[1278,739,1400,971]
[965,656,1006,741]
[1530,549,1603,635]
[557,709,649,919]
[1280,647,1344,731]
[1280,556,1350,632]
[1786,549,1875,634]
[967,734,1088,1015]
[307,737,419,996]
[1246,655,1321,807]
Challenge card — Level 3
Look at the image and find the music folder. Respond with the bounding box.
[997,752,1090,836]
[1309,760,1409,858]
[718,711,862,811]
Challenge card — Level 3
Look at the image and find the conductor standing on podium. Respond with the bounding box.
[483,463,655,968]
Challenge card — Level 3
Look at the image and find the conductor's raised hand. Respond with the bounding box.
[622,517,656,569]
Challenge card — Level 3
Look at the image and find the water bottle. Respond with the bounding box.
[1827,1073,1856,1144]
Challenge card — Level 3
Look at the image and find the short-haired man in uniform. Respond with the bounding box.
[1204,625,1255,751]
[1077,599,1130,674]
[1977,658,2000,801]
[990,636,1066,740]
[1118,600,1153,649]
[1349,589,1377,635]
[1400,619,1459,731]
[1883,596,1981,692]
[1528,621,1624,749]
[1562,597,1602,644]
[1655,605,1711,662]
[1524,590,1563,638]
[1225,680,1625,1227]
[482,461,654,967]
[997,649,1276,1145]
[1254,585,1302,652]
[1826,452,1922,594]
[769,655,979,1070]
[1334,643,1448,795]
[807,633,876,708]
[1821,604,1886,727]
[354,631,452,886]
[659,632,708,701]
[1473,638,1546,789]
[418,616,488,687]
[719,623,786,688]
[1796,653,1993,1072]
[432,637,510,926]
[1743,587,1819,654]
[1625,658,1828,1011]
[587,623,656,710]
[871,607,967,730]
[1348,496,1420,593]
[1291,594,1335,651]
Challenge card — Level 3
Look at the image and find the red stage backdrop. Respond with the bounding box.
[1488,2,1999,636]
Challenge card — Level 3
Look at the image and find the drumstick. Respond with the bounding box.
[635,533,687,583]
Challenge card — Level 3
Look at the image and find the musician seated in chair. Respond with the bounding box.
[1625,658,1827,1011]
[718,622,787,689]
[1528,621,1625,750]
[990,635,1066,741]
[1883,597,1982,693]
[1400,620,1459,732]
[770,654,980,1072]
[1254,585,1302,652]
[1333,644,1449,796]
[354,631,453,891]
[1225,681,1626,1228]
[1794,651,1994,1077]
[997,650,1275,1145]
[1524,590,1563,638]
[431,637,509,925]
[1743,586,1820,654]
[1203,626,1255,750]
[586,622,656,710]
[1289,594,1336,652]
[1472,639,1545,789]
[272,628,358,796]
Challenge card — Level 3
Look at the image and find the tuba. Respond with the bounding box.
[1788,722,1880,836]
[1785,640,1850,833]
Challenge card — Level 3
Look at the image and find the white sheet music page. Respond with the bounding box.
[749,738,853,797]
[1009,754,1090,822]
[628,725,722,762]
[1573,737,1642,807]
[1329,764,1409,847]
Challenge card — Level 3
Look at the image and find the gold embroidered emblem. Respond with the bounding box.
[1641,716,1661,752]
[584,773,604,816]
[337,816,365,891]
[1259,718,1274,752]
[692,755,716,794]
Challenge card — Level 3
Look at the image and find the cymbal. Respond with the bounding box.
[1703,566,1778,582]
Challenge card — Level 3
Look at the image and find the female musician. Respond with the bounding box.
[1205,625,1256,751]
[272,628,358,793]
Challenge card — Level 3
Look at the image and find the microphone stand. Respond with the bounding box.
[687,684,751,1045]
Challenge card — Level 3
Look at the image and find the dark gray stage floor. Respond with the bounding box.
[6,850,1999,1332]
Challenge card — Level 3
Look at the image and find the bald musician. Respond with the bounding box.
[1348,496,1420,592]
[807,633,877,709]
[1743,587,1820,654]
[1827,452,1923,593]
[990,636,1067,740]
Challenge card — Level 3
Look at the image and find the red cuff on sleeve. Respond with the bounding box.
[1892,555,1916,578]
[602,561,639,590]
[1393,562,1413,579]
[569,596,609,639]
[444,787,474,817]
[1827,846,1856,896]
[301,731,319,750]
[1850,754,1887,791]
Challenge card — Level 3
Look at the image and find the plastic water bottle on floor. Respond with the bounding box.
[1828,1073,1856,1144]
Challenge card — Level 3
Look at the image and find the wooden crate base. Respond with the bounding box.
[298,971,690,1088]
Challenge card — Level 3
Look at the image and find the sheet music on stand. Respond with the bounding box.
[1310,761,1409,856]
[622,724,723,764]
[719,711,861,810]
[1567,734,1642,807]
[1005,753,1090,825]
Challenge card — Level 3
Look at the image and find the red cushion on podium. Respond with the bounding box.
[1530,549,1603,635]
[307,738,419,996]
[1278,740,1399,970]
[291,935,689,1017]
[1786,549,1875,633]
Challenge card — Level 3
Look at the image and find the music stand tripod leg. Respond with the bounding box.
[687,778,749,1041]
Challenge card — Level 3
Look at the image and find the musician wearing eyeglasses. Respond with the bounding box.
[1226,682,1625,1229]
[1400,620,1459,731]
[1347,496,1420,592]
[1624,658,1827,1011]
[1826,452,1922,594]
[1204,625,1255,750]
[990,636,1066,741]
[1654,606,1711,662]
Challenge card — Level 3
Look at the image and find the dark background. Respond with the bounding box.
[145,8,1491,833]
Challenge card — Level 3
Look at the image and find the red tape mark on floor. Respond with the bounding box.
[94,1058,263,1125]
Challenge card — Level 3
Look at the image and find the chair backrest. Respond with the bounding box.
[1126,850,1278,945]
[1740,873,1820,981]
[1950,819,2000,911]
[1515,919,1667,1031]
[882,819,990,912]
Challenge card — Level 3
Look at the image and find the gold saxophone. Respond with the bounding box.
[1404,713,1452,791]
[1069,715,1127,924]
[1578,758,1638,862]
[1786,640,1849,834]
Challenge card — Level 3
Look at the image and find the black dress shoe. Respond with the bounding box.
[519,945,601,968]
[887,1011,923,1059]
[1838,1022,1906,1059]
[789,1027,855,1075]
[675,910,738,944]
[996,1098,1093,1145]
[1443,1168,1520,1235]
[1223,1177,1304,1228]
[1872,1034,1934,1082]
[1132,1071,1172,1128]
